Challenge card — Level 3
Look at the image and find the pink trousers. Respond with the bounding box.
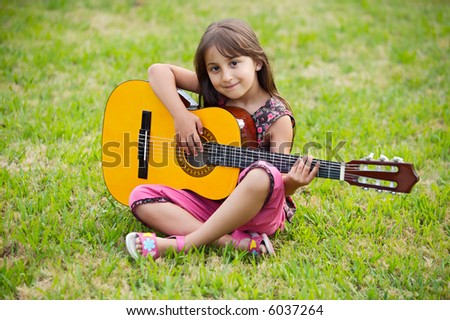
[129,161,286,236]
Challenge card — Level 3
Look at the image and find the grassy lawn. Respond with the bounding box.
[1,0,449,299]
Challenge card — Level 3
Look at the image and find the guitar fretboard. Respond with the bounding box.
[204,142,343,180]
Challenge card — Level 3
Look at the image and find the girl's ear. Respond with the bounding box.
[255,61,263,71]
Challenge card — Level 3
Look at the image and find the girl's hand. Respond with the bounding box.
[174,111,204,156]
[283,155,320,195]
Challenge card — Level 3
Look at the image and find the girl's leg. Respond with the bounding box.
[133,201,262,253]
[185,168,270,247]
[140,168,271,256]
[134,202,203,236]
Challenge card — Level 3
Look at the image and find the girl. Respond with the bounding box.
[126,19,319,259]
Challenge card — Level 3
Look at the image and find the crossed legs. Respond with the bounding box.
[132,168,271,256]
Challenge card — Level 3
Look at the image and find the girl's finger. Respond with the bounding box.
[309,160,320,177]
[305,156,311,167]
[300,155,311,173]
[293,157,302,170]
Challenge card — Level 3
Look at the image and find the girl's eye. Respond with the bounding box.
[230,60,239,67]
[210,66,220,72]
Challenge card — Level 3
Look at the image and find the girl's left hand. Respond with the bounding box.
[283,155,320,195]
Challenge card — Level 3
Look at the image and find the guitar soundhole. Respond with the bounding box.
[175,127,215,177]
[185,139,207,167]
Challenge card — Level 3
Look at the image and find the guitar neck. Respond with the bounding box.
[205,142,343,181]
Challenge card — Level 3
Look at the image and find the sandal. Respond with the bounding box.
[231,230,275,256]
[125,232,185,260]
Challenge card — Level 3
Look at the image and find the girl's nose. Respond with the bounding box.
[221,68,233,82]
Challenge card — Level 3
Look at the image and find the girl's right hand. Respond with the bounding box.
[147,64,202,156]
[174,111,204,156]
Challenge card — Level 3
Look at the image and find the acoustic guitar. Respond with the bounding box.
[102,80,419,206]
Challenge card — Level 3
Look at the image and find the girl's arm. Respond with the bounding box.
[148,63,203,155]
[267,116,319,195]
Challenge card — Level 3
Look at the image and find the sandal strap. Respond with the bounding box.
[248,233,262,256]
[168,235,185,252]
[231,230,275,256]
[251,232,275,256]
[231,230,259,253]
[230,230,250,247]
[137,232,160,259]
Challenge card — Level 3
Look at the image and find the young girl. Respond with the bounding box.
[126,19,319,259]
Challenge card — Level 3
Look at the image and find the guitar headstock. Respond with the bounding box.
[344,153,419,193]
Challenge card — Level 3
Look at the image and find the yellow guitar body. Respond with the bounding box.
[102,80,242,206]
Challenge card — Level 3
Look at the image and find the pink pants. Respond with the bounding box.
[129,161,286,236]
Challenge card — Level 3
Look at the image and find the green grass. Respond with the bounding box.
[1,0,449,299]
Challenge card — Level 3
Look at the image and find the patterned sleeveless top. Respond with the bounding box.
[252,97,295,149]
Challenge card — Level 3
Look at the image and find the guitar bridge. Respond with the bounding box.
[138,110,151,179]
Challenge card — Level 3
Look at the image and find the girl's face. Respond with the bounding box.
[204,45,262,104]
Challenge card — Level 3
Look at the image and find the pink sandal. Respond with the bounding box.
[231,230,275,256]
[125,232,185,260]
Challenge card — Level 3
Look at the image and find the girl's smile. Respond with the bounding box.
[223,82,239,90]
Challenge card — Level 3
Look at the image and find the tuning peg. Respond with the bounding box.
[360,154,374,185]
[361,152,374,161]
[389,156,404,191]
[373,155,389,186]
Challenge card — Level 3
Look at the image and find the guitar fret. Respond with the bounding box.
[236,148,240,167]
[223,144,228,166]
[245,148,249,167]
[328,161,331,179]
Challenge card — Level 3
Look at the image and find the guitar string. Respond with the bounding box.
[134,135,400,177]
[139,142,397,174]
[133,145,400,188]
[131,144,397,185]
[141,136,347,166]
[141,135,399,168]
[142,151,393,178]
[141,135,384,169]
[183,145,396,184]
[182,150,394,184]
[139,136,401,169]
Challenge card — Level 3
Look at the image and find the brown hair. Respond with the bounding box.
[194,19,291,111]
